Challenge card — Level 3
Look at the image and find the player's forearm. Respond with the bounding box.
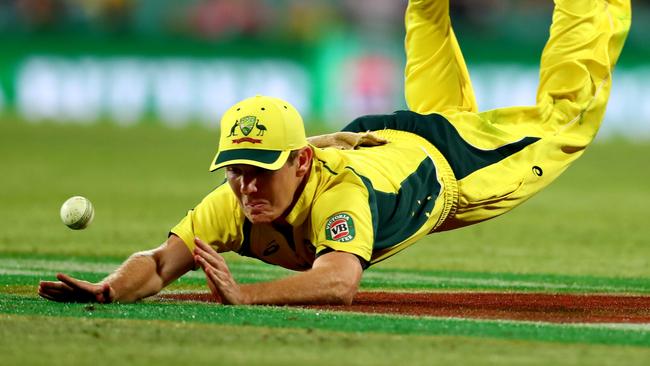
[240,267,358,305]
[239,253,363,305]
[102,251,164,303]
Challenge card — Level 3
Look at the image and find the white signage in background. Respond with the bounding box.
[600,68,650,139]
[12,56,650,139]
[105,59,149,125]
[16,57,311,127]
[470,64,539,109]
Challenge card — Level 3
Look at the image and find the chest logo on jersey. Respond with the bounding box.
[325,213,356,242]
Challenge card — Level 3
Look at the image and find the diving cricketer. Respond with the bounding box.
[39,0,631,305]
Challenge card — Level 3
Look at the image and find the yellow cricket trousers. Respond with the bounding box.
[403,0,631,230]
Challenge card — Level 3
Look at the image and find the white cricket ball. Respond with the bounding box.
[60,196,95,230]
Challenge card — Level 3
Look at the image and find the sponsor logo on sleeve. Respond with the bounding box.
[325,213,355,242]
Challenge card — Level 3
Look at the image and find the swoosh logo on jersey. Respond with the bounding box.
[263,240,280,256]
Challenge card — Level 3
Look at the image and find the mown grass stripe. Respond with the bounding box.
[1,294,649,347]
[4,254,650,294]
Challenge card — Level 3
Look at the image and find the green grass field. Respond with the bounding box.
[1,121,650,365]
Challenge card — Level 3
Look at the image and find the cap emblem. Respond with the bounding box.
[239,115,257,136]
[228,115,268,144]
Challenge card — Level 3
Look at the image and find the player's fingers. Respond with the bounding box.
[195,254,210,267]
[306,133,343,148]
[193,237,218,255]
[195,246,227,268]
[97,283,114,304]
[197,244,226,266]
[39,286,68,296]
[39,280,74,292]
[38,287,60,300]
[193,243,208,258]
[41,292,73,302]
[205,266,221,285]
[203,266,216,287]
[196,256,221,280]
[201,264,226,285]
[193,248,205,265]
[195,256,210,271]
[211,268,235,289]
[209,268,241,305]
[205,248,227,265]
[193,240,215,260]
[56,273,91,291]
[38,291,62,302]
[39,284,76,302]
[204,266,227,303]
[38,286,74,302]
[360,132,388,146]
[56,273,107,302]
[207,256,229,275]
[205,268,231,301]
[193,236,208,248]
[198,255,230,281]
[193,237,220,255]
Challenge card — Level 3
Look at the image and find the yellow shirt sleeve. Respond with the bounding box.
[311,179,374,262]
[170,184,244,253]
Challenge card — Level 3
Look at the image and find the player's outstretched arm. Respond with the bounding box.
[193,237,363,305]
[38,234,195,303]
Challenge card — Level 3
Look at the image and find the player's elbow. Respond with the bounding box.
[313,251,363,305]
[338,283,358,306]
[328,278,358,305]
[328,272,361,305]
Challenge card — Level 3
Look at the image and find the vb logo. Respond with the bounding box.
[330,220,349,240]
[325,213,356,242]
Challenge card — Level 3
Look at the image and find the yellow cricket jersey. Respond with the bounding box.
[171,110,543,270]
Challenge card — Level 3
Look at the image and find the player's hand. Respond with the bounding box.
[193,237,245,305]
[38,274,114,303]
[307,131,387,150]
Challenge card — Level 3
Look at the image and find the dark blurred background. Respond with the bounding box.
[1,0,647,137]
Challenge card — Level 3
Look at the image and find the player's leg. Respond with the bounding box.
[536,0,631,144]
[404,0,478,114]
[436,0,631,231]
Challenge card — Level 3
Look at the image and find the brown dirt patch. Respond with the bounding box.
[157,291,650,324]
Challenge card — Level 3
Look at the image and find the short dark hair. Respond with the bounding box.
[287,149,301,164]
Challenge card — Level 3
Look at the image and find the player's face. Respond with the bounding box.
[225,148,312,224]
